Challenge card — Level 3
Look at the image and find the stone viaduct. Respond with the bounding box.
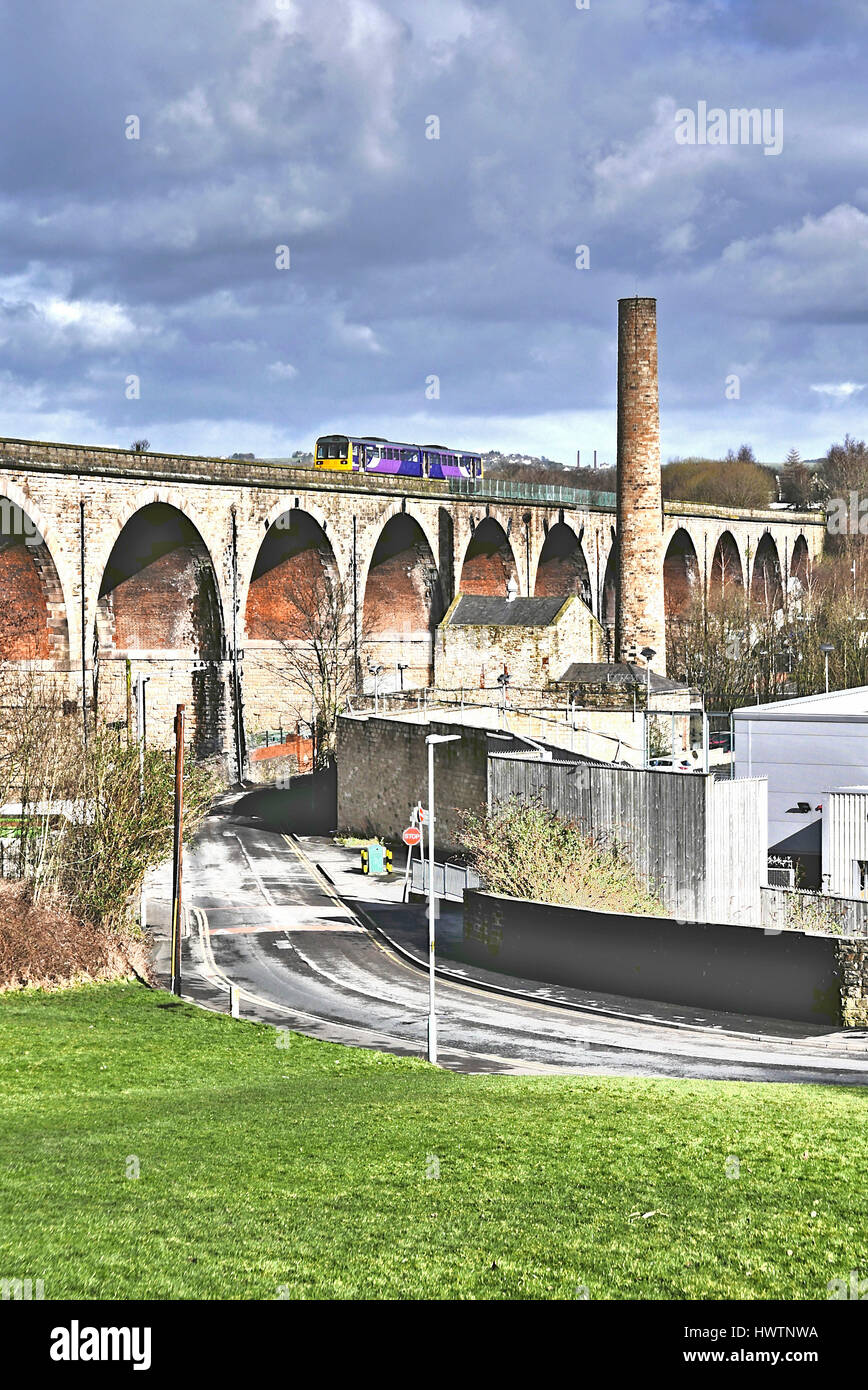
[0,434,825,767]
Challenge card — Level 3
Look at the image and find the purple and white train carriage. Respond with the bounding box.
[314,434,483,481]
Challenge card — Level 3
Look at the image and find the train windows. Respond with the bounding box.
[319,440,346,460]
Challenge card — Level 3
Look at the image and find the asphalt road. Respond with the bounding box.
[151,799,868,1084]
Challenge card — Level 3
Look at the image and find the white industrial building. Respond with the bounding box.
[822,789,868,899]
[734,686,868,888]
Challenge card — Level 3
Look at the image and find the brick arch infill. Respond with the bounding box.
[355,502,444,616]
[236,496,349,645]
[455,508,521,595]
[86,486,229,658]
[0,477,73,667]
[530,518,593,602]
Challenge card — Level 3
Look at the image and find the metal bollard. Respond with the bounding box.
[230,985,240,1018]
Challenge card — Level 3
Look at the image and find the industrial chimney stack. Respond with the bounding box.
[615,296,666,673]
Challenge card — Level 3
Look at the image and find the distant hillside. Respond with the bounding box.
[483,451,616,491]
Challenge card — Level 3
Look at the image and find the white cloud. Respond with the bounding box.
[332,315,384,354]
[267,360,298,379]
[810,382,866,402]
[41,297,136,348]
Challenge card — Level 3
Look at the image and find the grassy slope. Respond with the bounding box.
[1,982,867,1300]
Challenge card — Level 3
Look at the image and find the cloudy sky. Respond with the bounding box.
[1,0,867,464]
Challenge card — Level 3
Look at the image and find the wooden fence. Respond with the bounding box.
[488,758,765,925]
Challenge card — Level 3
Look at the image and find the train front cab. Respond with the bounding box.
[314,434,353,471]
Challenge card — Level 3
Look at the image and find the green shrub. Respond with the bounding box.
[48,731,222,931]
[460,797,664,916]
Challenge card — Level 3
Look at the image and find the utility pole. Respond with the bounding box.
[79,498,88,750]
[125,659,132,745]
[230,507,246,785]
[352,516,360,694]
[170,704,186,997]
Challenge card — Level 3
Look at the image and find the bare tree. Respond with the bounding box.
[266,568,364,766]
[666,548,868,709]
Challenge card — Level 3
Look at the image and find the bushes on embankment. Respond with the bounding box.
[460,797,664,916]
[0,676,221,989]
[0,882,150,992]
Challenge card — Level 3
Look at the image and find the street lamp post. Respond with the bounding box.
[496,671,510,727]
[370,663,383,714]
[397,662,408,693]
[820,642,834,695]
[425,733,461,1065]
[134,675,151,805]
[640,647,656,767]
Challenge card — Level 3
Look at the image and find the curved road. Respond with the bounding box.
[158,799,868,1085]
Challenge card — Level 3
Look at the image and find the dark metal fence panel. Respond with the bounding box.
[760,886,868,936]
[411,859,481,900]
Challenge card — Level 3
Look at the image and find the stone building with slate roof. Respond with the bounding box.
[434,590,606,690]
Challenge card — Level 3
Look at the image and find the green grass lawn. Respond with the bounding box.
[1,982,867,1300]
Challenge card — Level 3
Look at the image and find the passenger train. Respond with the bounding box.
[314,433,484,481]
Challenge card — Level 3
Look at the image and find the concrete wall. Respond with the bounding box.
[336,713,489,851]
[463,890,847,1025]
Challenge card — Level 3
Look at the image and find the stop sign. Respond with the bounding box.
[402,826,421,846]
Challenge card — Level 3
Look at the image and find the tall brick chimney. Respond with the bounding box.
[615,296,666,673]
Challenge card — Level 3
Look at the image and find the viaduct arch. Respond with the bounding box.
[0,438,827,762]
[534,521,592,607]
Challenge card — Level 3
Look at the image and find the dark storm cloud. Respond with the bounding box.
[1,0,867,460]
